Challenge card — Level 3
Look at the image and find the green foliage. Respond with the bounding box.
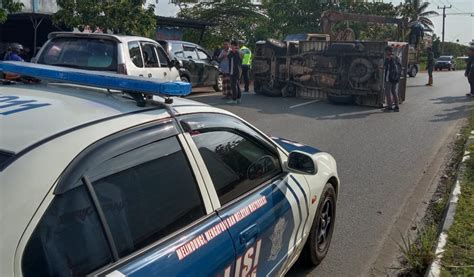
[53,0,156,37]
[179,0,267,50]
[441,125,474,276]
[399,0,438,32]
[398,225,439,275]
[0,0,24,23]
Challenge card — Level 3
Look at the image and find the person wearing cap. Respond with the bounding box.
[425,47,434,86]
[383,46,400,112]
[5,43,25,62]
[239,40,252,92]
[466,43,474,97]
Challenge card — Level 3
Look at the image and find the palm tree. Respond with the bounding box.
[400,0,439,32]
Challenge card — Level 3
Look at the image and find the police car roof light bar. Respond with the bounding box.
[0,62,192,104]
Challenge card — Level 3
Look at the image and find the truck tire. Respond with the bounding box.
[281,84,296,97]
[266,38,286,49]
[348,58,373,83]
[327,94,355,105]
[408,65,418,77]
[262,87,282,97]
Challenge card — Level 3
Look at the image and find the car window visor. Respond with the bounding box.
[0,62,191,98]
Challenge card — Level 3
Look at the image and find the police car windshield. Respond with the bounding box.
[37,37,118,72]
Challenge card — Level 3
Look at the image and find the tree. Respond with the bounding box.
[53,0,156,37]
[0,0,24,23]
[399,0,438,32]
[178,0,268,50]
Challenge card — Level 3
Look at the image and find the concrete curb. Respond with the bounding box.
[425,131,474,277]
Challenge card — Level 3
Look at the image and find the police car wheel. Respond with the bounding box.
[302,183,336,266]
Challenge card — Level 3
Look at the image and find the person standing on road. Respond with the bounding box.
[228,40,243,104]
[383,46,401,112]
[218,40,232,99]
[239,40,252,92]
[426,47,434,86]
[465,44,474,97]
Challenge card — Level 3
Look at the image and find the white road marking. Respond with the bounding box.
[289,100,320,109]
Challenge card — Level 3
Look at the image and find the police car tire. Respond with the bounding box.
[302,183,336,266]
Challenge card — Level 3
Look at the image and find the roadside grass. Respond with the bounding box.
[440,142,474,276]
[396,114,474,276]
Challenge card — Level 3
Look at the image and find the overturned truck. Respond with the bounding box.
[252,12,410,107]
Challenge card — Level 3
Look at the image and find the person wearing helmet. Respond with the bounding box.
[5,43,25,62]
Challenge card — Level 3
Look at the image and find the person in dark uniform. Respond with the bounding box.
[466,44,474,96]
[227,40,243,104]
[426,47,434,86]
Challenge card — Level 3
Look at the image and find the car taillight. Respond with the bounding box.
[118,63,127,75]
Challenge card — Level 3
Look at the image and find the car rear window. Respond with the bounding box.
[37,37,118,72]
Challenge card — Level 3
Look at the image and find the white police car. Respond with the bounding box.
[0,62,339,277]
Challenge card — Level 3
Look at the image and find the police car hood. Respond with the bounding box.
[0,83,147,154]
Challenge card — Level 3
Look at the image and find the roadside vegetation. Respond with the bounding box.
[396,115,474,276]
[441,130,474,276]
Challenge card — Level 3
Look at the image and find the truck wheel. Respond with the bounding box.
[300,183,337,266]
[281,84,296,97]
[408,66,418,77]
[348,58,373,83]
[327,94,355,105]
[266,38,286,49]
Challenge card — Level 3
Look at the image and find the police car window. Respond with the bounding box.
[155,46,169,67]
[140,42,159,68]
[128,41,143,67]
[91,136,205,257]
[192,131,281,205]
[22,185,113,277]
[183,46,198,60]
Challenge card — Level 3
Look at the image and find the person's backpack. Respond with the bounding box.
[389,58,402,83]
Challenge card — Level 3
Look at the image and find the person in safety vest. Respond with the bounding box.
[239,40,252,92]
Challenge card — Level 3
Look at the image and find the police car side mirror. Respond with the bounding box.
[287,151,317,175]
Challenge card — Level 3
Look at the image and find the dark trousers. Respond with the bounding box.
[469,77,474,94]
[230,75,241,100]
[242,65,250,91]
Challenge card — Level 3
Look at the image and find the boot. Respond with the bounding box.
[425,76,433,86]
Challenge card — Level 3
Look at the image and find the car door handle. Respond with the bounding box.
[139,74,144,77]
[240,224,258,247]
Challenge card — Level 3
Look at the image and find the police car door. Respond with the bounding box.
[26,121,237,276]
[180,113,311,276]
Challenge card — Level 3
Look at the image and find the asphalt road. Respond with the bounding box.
[188,71,472,276]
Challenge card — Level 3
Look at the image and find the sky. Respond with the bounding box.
[149,0,473,45]
[386,0,474,45]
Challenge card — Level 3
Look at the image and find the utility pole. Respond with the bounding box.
[438,5,452,54]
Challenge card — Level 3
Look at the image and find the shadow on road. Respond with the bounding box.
[430,96,473,122]
[189,93,387,121]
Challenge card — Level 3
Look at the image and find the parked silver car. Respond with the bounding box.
[34,32,181,82]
